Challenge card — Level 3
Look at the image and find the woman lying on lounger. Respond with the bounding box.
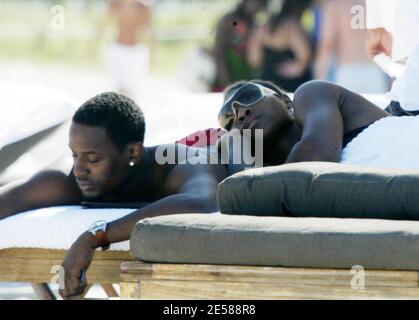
[218,80,419,170]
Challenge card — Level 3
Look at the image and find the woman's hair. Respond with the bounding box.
[267,0,313,32]
[224,79,291,105]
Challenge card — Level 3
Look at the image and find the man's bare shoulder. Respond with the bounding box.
[148,144,226,195]
[165,162,226,198]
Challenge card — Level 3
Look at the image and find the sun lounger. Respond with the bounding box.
[0,206,136,299]
[0,248,134,299]
[121,214,419,300]
[0,82,78,186]
[120,262,419,300]
[120,162,419,300]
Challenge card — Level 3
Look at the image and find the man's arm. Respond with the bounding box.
[59,163,226,298]
[106,164,222,243]
[0,170,82,220]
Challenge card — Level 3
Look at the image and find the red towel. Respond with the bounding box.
[176,128,225,147]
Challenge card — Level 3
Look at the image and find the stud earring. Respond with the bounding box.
[129,161,135,167]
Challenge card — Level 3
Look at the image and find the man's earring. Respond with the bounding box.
[129,161,135,167]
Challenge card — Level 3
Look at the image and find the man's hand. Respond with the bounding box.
[59,232,99,299]
[367,28,393,58]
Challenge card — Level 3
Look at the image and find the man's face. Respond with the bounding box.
[69,122,129,199]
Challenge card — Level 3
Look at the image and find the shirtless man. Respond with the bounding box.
[0,92,227,299]
[101,0,152,97]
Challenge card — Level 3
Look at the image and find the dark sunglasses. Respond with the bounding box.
[218,82,283,130]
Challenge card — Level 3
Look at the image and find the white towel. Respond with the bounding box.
[0,206,135,251]
[0,82,78,150]
[341,116,419,169]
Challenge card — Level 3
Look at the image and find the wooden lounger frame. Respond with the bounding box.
[3,248,419,300]
[0,248,135,300]
[120,262,419,300]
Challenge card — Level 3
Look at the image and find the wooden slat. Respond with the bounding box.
[120,262,419,289]
[0,248,132,260]
[135,280,419,300]
[0,248,135,284]
[101,284,119,298]
[31,283,56,300]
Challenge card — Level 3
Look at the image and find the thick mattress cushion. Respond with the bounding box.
[131,213,419,270]
[217,162,419,220]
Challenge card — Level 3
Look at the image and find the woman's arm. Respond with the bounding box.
[286,80,388,164]
[59,163,226,299]
[285,81,344,163]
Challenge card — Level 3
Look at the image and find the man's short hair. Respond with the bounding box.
[73,92,145,151]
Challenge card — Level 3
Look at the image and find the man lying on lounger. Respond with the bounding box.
[0,92,227,298]
[218,79,419,170]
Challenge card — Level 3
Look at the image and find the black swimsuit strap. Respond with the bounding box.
[342,124,371,149]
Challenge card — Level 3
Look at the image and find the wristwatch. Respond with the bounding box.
[88,220,110,251]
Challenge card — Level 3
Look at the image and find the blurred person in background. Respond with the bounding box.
[315,0,388,94]
[366,0,419,115]
[248,0,314,93]
[97,0,154,98]
[211,0,268,92]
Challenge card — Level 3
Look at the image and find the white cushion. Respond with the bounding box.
[0,206,134,251]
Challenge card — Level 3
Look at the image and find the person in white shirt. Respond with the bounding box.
[366,0,419,115]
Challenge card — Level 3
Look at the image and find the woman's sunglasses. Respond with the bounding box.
[218,82,284,130]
